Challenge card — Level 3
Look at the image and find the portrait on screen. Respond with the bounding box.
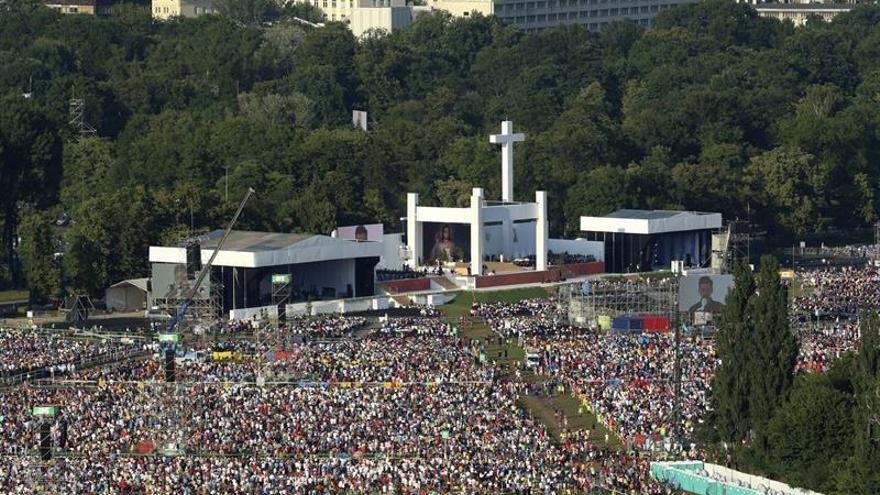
[423,223,470,263]
[678,274,734,315]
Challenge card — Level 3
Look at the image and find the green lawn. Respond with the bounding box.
[521,393,622,448]
[0,290,29,304]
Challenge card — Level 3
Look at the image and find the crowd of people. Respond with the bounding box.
[0,328,140,380]
[9,262,874,493]
[0,313,680,494]
[789,266,876,372]
[474,299,714,451]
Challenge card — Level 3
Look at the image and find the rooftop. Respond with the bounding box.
[754,3,853,10]
[603,209,717,220]
[179,230,316,253]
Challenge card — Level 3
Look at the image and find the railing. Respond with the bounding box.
[0,347,151,387]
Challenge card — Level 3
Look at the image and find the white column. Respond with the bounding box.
[470,191,483,276]
[536,190,548,271]
[407,193,421,268]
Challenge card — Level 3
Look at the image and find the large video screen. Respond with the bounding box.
[335,223,383,242]
[423,223,470,264]
[678,274,734,314]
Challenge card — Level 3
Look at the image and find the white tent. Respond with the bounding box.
[105,278,149,312]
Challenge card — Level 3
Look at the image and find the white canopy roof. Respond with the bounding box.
[149,230,383,269]
[580,209,722,235]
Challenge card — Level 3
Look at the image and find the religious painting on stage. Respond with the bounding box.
[334,223,384,242]
[678,274,734,321]
[423,223,470,264]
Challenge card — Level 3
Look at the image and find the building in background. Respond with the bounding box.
[300,0,690,33]
[487,0,685,31]
[349,1,415,36]
[151,0,215,19]
[41,0,149,15]
[754,3,853,26]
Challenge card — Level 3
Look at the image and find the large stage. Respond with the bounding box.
[580,210,722,273]
[149,230,382,314]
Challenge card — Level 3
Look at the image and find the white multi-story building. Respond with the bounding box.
[305,0,692,32]
[754,3,853,26]
[151,0,216,19]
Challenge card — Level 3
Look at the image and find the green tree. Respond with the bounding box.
[848,311,880,494]
[214,0,278,25]
[64,186,157,295]
[564,167,631,234]
[749,255,798,458]
[17,208,59,302]
[746,147,829,238]
[60,137,114,211]
[763,374,854,492]
[706,261,756,444]
[0,95,63,286]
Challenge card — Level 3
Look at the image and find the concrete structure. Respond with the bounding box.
[151,0,215,19]
[149,230,382,312]
[406,188,549,275]
[581,209,722,273]
[429,0,492,17]
[301,0,687,33]
[41,0,149,15]
[490,120,525,203]
[754,3,853,26]
[299,0,404,23]
[650,461,823,495]
[406,121,555,276]
[350,4,414,36]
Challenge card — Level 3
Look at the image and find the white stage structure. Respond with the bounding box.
[406,121,548,276]
[150,230,383,312]
[580,209,722,272]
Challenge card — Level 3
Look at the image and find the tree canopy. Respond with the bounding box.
[2,0,880,294]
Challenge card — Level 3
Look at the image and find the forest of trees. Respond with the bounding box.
[3,0,880,297]
[706,258,880,494]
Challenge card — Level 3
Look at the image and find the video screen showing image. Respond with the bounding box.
[423,223,470,264]
[678,274,734,315]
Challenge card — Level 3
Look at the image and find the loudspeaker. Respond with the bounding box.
[39,422,51,461]
[186,242,202,278]
[164,349,175,383]
[58,418,67,449]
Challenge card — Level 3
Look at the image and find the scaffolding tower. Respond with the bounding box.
[68,98,96,140]
[564,277,679,328]
[59,294,95,324]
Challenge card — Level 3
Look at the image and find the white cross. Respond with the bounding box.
[490,120,525,203]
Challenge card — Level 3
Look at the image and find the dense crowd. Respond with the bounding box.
[0,328,140,379]
[282,316,367,339]
[0,315,678,494]
[787,266,878,373]
[20,264,879,493]
[790,266,880,318]
[475,299,714,450]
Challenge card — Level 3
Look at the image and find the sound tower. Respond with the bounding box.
[164,348,175,382]
[185,241,202,279]
[39,421,51,461]
[58,417,68,449]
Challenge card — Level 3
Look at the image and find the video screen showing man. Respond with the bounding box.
[688,276,726,314]
[354,225,368,242]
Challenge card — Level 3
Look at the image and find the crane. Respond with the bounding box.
[165,187,255,335]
